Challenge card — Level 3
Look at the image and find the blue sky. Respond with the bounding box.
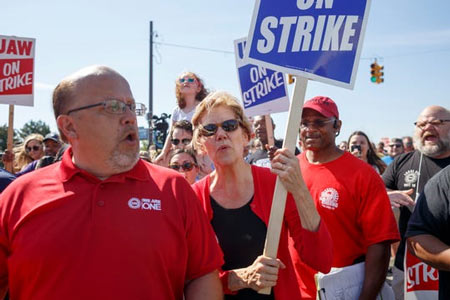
[1,0,449,145]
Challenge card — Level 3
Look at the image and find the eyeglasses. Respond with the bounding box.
[171,138,191,146]
[414,119,450,130]
[169,161,196,172]
[300,118,335,130]
[67,99,147,116]
[179,77,196,84]
[199,119,240,137]
[26,145,42,152]
[388,144,403,148]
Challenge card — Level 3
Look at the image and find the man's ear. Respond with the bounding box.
[334,119,342,136]
[57,115,78,141]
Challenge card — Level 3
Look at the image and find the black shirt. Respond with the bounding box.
[0,168,15,193]
[210,196,274,300]
[406,165,450,300]
[382,150,450,270]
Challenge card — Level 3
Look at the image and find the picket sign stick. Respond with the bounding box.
[5,105,14,173]
[264,115,275,147]
[259,76,308,295]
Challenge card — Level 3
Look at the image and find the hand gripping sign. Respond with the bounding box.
[244,0,371,295]
[0,35,36,106]
[246,0,371,89]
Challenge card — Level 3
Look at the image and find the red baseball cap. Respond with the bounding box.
[303,96,339,119]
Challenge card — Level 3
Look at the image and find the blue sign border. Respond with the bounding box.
[245,0,371,90]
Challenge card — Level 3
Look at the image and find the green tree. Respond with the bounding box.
[0,124,19,151]
[18,120,51,140]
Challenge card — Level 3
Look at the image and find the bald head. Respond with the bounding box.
[52,66,132,143]
[414,105,450,158]
[418,105,450,120]
[52,66,129,119]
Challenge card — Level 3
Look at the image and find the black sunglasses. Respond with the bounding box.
[169,161,196,172]
[26,145,42,152]
[200,119,240,137]
[171,138,191,146]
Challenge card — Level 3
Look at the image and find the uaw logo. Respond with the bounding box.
[403,169,418,188]
[128,198,162,211]
[319,188,339,210]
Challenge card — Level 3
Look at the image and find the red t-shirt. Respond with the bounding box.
[293,152,400,297]
[0,148,223,300]
[192,165,333,300]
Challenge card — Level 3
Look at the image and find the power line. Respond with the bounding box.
[154,41,233,55]
[155,41,450,60]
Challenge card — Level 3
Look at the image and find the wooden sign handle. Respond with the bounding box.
[264,115,275,147]
[258,76,308,295]
[4,105,14,173]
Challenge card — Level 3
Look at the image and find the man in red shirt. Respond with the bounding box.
[294,96,400,299]
[0,65,223,300]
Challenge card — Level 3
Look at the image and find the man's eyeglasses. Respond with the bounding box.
[388,144,403,148]
[171,138,191,146]
[169,161,196,172]
[414,119,450,130]
[199,119,240,137]
[300,118,335,130]
[67,99,147,116]
[179,77,196,84]
[26,145,42,152]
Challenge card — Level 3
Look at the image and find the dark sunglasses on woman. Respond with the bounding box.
[171,138,191,146]
[26,145,42,152]
[169,161,196,172]
[200,119,240,137]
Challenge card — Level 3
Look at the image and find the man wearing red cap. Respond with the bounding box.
[291,96,400,299]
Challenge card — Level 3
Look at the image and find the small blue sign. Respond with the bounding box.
[234,38,289,117]
[246,0,371,89]
[138,127,149,140]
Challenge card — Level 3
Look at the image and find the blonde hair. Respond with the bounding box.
[13,133,44,171]
[191,91,252,151]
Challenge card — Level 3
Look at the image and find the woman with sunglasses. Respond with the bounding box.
[168,148,199,185]
[13,134,44,173]
[154,120,193,166]
[154,72,209,166]
[191,91,332,299]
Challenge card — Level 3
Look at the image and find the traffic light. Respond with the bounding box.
[287,74,295,84]
[370,62,384,84]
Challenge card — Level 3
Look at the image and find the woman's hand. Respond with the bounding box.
[269,148,303,195]
[270,147,321,231]
[229,255,285,291]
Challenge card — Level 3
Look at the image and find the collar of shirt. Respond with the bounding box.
[59,147,150,183]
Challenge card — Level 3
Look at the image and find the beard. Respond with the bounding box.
[414,131,450,158]
[108,147,139,173]
[106,127,140,173]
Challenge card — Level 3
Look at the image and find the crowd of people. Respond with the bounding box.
[0,65,449,300]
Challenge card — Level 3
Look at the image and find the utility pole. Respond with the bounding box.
[148,21,154,146]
